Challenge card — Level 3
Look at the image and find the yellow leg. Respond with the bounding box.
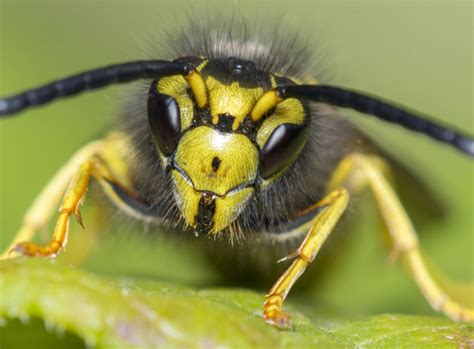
[328,153,474,322]
[2,131,142,260]
[263,188,349,328]
[0,141,104,259]
[11,155,123,257]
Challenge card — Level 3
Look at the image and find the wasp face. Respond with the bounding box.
[147,57,308,234]
[171,126,258,233]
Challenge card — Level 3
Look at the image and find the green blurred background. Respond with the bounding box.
[0,0,472,320]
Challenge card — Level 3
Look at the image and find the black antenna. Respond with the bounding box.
[0,60,189,116]
[279,85,474,157]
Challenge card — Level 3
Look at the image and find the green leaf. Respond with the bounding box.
[0,258,472,348]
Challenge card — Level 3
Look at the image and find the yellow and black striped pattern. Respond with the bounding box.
[154,60,307,233]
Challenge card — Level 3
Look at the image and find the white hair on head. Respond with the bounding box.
[161,15,326,81]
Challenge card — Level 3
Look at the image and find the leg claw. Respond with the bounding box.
[264,311,292,329]
[13,242,37,256]
[263,294,292,329]
[12,241,61,258]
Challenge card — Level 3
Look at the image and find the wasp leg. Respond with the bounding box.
[11,157,115,257]
[2,134,135,258]
[263,188,349,328]
[0,141,105,259]
[328,153,474,322]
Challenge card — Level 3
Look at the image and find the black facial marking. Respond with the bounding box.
[263,106,276,119]
[274,75,297,87]
[211,156,221,172]
[240,116,258,135]
[226,57,255,75]
[216,113,235,132]
[200,58,272,89]
[194,108,212,125]
[173,56,204,69]
[195,193,216,235]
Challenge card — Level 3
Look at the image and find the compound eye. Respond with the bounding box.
[147,88,181,157]
[259,123,309,179]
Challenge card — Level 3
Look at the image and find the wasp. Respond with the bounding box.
[0,22,473,329]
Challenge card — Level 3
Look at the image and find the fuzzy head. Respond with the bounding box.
[147,57,309,234]
[122,21,358,240]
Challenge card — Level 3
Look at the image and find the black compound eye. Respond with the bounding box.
[147,86,181,157]
[259,123,309,179]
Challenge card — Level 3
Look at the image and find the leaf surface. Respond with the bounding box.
[0,258,472,348]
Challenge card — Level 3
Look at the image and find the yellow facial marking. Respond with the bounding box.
[171,126,258,232]
[171,170,201,226]
[205,76,265,130]
[213,188,253,232]
[270,75,277,88]
[256,98,306,148]
[174,126,258,196]
[171,169,254,233]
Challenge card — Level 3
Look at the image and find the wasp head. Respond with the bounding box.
[147,57,309,235]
